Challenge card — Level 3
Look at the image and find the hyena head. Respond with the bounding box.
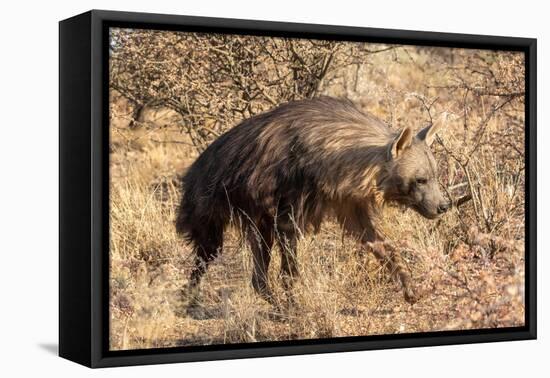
[381,120,450,219]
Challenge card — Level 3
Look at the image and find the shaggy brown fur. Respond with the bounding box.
[176,96,449,305]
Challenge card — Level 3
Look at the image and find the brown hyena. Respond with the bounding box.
[176,96,450,307]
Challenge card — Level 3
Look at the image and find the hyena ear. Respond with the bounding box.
[417,113,447,146]
[390,127,413,159]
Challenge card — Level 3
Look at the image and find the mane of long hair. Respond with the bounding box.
[176,96,395,241]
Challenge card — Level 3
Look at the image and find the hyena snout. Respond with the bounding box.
[437,200,451,214]
[413,184,451,219]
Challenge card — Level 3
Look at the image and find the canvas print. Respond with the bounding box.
[108,27,526,350]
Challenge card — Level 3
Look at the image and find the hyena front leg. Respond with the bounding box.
[342,210,418,304]
[367,241,417,304]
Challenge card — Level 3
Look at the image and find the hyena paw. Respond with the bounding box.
[403,287,419,304]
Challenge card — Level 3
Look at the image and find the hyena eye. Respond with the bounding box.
[416,178,428,185]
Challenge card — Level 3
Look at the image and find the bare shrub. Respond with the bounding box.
[110,28,396,150]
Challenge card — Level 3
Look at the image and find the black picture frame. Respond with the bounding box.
[59,9,537,368]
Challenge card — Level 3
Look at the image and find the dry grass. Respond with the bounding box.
[109,44,525,350]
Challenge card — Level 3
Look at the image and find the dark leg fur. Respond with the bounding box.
[248,220,275,302]
[276,221,299,290]
[186,226,224,309]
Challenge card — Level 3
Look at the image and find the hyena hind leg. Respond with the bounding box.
[248,221,275,303]
[273,219,301,311]
[186,228,224,315]
[276,225,299,290]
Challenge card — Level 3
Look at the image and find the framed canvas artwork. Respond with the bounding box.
[59,10,536,368]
